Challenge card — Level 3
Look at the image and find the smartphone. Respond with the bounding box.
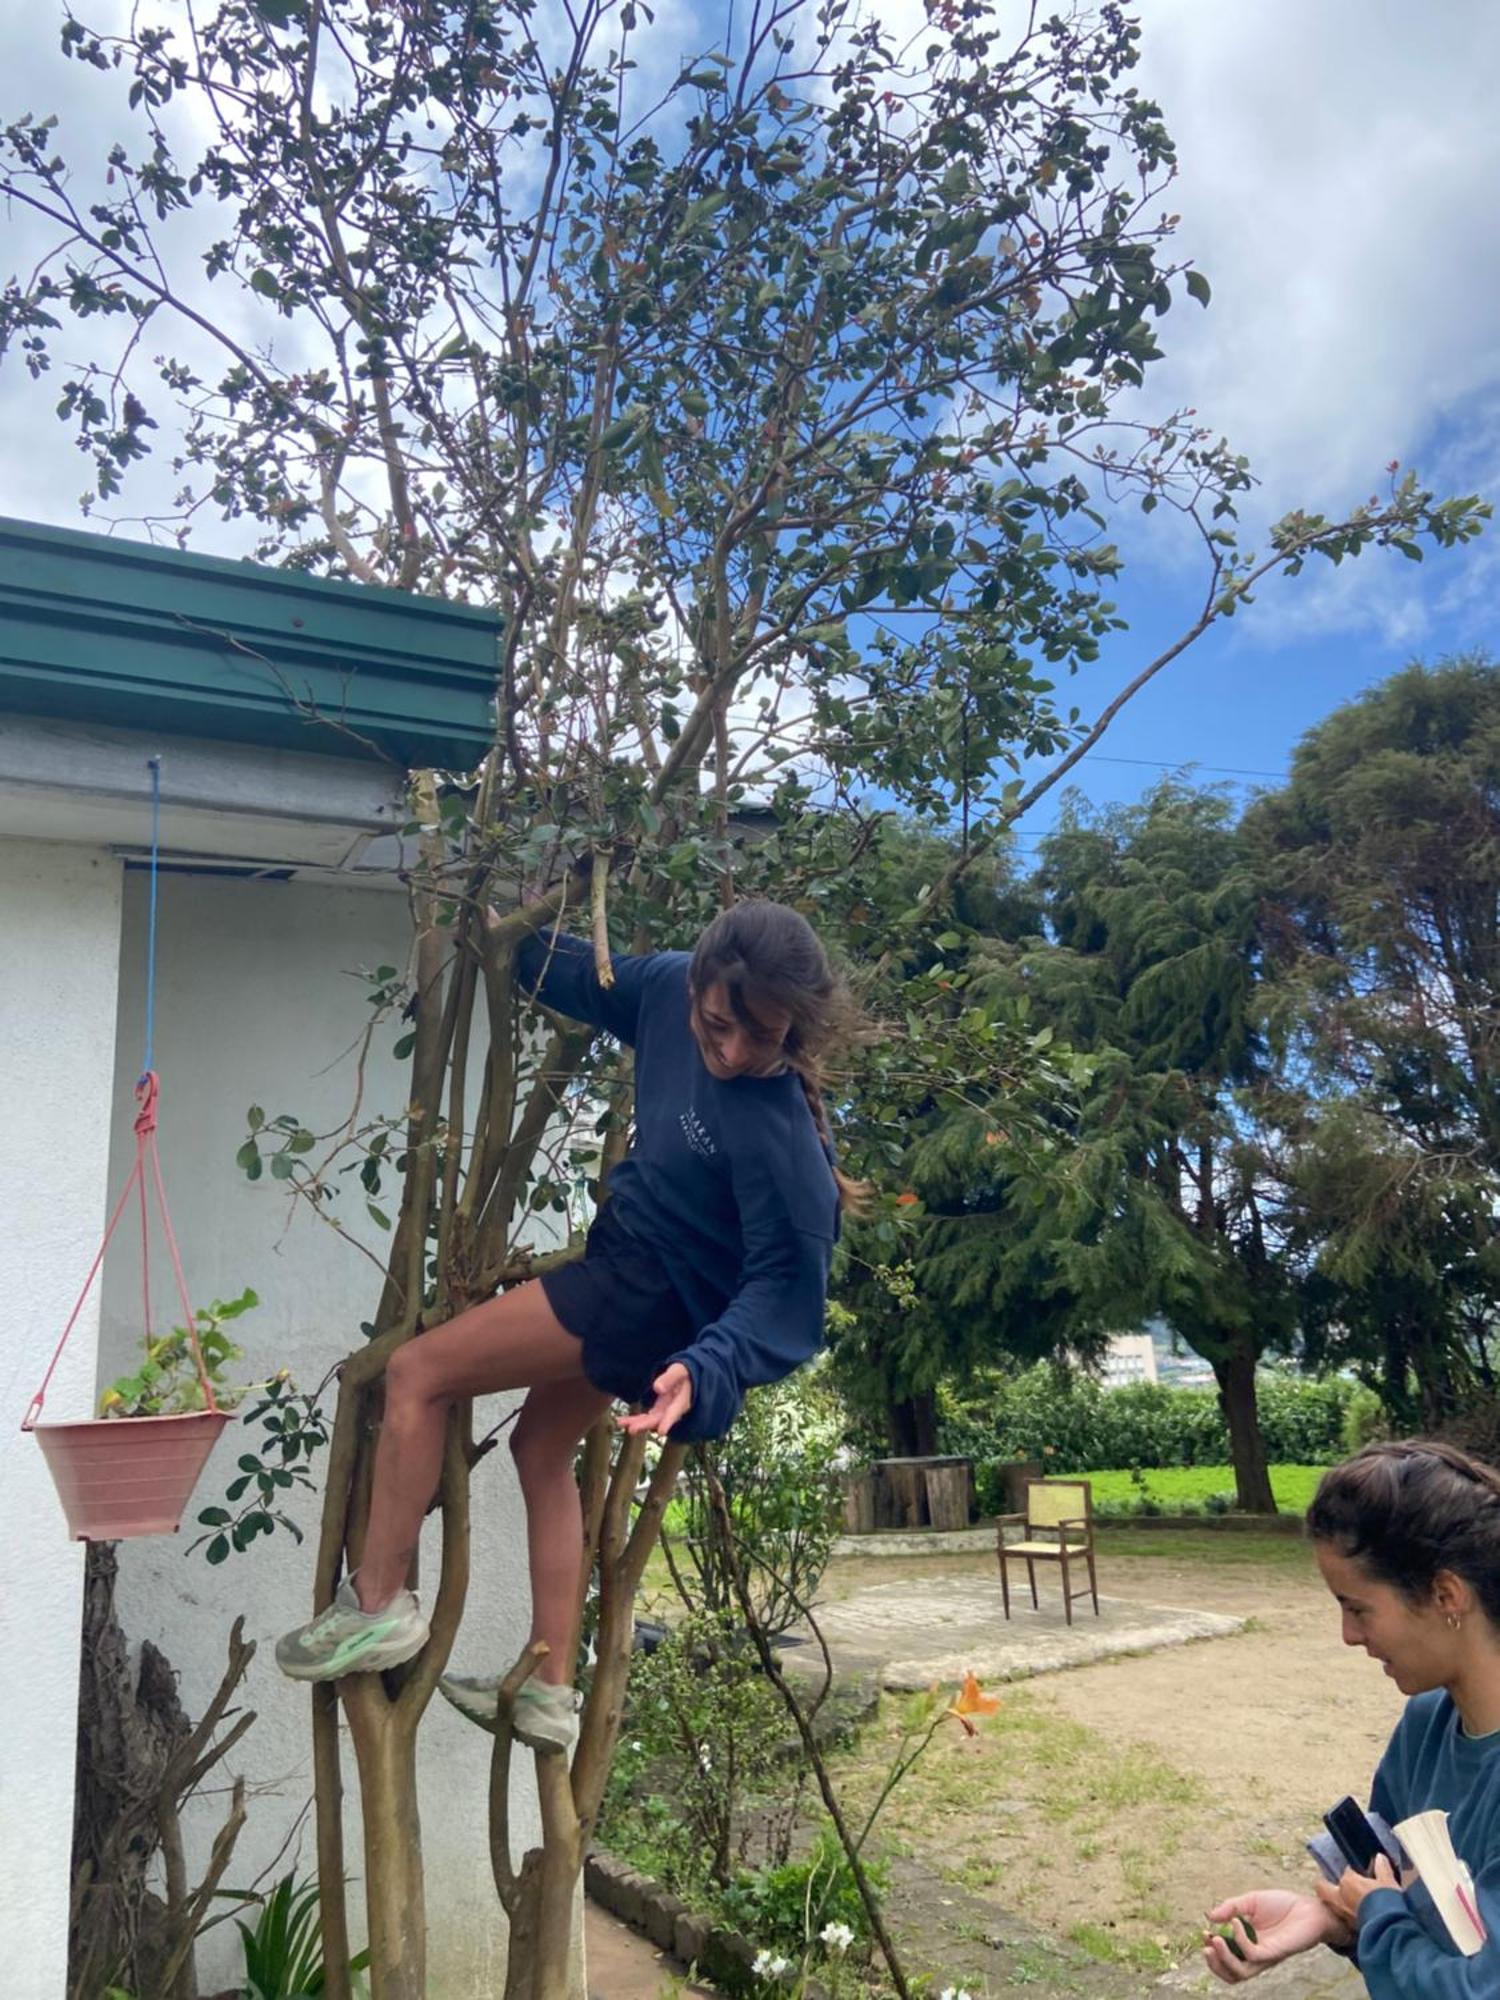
[1323,1795,1388,1875]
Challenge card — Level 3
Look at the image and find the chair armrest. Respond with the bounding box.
[1057,1516,1089,1532]
[994,1512,1025,1526]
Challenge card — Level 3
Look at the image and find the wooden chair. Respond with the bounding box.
[996,1477,1099,1626]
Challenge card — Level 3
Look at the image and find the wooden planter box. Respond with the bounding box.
[841,1455,975,1534]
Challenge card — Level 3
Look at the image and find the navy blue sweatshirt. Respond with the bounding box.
[1356,1690,1500,1997]
[515,929,838,1441]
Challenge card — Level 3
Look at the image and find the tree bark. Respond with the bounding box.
[888,1388,938,1458]
[347,1708,426,2000]
[1213,1343,1277,1513]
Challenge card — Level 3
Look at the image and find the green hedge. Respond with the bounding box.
[940,1366,1355,1476]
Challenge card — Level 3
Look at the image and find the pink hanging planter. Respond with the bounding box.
[34,1408,229,1541]
[24,1069,230,1541]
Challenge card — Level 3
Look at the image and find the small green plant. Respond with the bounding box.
[603,1612,802,1896]
[235,1871,371,1998]
[98,1288,260,1417]
[673,1365,845,1643]
[723,1827,883,1961]
[190,1369,332,1563]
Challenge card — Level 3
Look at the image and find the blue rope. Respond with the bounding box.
[140,756,162,1082]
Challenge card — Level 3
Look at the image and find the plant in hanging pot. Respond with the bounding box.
[33,1289,259,1543]
[98,1288,259,1418]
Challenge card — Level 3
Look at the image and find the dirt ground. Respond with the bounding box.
[606,1527,1391,1994]
[818,1529,1401,1979]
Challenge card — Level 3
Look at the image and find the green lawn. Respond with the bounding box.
[1065,1462,1325,1517]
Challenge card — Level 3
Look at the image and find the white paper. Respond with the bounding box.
[1394,1808,1486,1956]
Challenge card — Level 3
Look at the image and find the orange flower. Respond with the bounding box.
[947,1672,1000,1735]
[896,1191,920,1207]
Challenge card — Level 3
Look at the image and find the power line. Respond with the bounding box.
[1080,754,1286,780]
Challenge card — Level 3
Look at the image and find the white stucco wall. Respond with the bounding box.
[0,840,124,2000]
[99,868,542,1998]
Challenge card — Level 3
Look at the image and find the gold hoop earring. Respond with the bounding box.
[1447,1613,1464,1633]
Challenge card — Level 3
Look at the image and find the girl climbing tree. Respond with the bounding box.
[277,900,869,1761]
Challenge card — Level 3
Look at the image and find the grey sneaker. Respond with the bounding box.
[440,1672,579,1752]
[276,1578,429,1682]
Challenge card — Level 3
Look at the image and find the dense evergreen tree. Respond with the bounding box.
[1250,657,1500,1427]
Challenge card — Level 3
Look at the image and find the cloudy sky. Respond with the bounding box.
[2,1,1495,834]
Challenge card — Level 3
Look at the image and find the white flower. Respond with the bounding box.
[752,1951,792,1981]
[630,1740,642,1752]
[938,1988,975,2000]
[820,1922,855,1953]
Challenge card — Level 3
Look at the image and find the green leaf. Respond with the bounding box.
[1184,268,1211,308]
[270,1152,294,1180]
[207,1535,229,1565]
[236,1141,260,1172]
[678,190,730,233]
[249,267,281,300]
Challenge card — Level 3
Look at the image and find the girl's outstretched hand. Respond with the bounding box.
[1203,1889,1352,1983]
[618,1362,694,1437]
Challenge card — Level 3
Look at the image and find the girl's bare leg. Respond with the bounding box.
[355,1278,587,1610]
[510,1378,613,1684]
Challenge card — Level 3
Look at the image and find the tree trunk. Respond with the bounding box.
[1213,1344,1276,1513]
[347,1708,425,2000]
[888,1388,939,1458]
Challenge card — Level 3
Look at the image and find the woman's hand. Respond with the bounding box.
[617,1362,693,1437]
[1203,1889,1353,1984]
[1316,1854,1401,1927]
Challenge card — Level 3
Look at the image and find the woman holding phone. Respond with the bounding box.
[1206,1440,1500,1996]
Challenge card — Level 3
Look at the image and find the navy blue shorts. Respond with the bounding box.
[540,1200,696,1405]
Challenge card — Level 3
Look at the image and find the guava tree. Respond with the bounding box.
[2,0,1484,1992]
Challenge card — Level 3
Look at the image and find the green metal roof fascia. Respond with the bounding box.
[0,515,502,768]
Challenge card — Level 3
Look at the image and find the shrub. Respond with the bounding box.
[721,1828,884,1961]
[1341,1384,1390,1456]
[601,1614,804,1899]
[940,1364,1355,1473]
[672,1363,845,1642]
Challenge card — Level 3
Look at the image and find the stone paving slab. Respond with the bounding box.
[798,1576,1244,1691]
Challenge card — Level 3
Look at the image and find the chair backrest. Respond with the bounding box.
[1026,1478,1091,1530]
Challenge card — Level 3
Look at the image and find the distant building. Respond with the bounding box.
[1095,1333,1159,1389]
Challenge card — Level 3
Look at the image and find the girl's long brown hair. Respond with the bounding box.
[689,899,873,1213]
[1307,1439,1500,1622]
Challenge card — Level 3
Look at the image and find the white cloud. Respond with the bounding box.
[3,0,1493,659]
[1124,0,1500,644]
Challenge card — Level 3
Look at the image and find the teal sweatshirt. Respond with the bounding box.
[1358,1689,1500,1997]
